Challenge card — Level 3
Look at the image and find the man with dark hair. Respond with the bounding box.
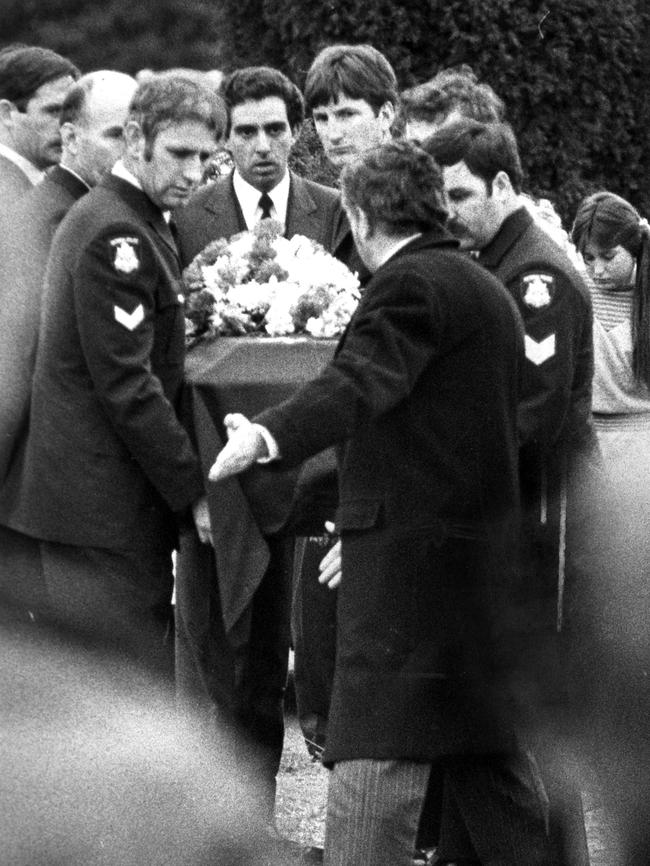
[0,43,79,202]
[423,117,593,464]
[423,118,595,866]
[0,44,79,625]
[305,43,397,172]
[289,43,399,772]
[175,65,341,263]
[173,65,343,837]
[0,73,225,675]
[0,71,137,620]
[206,139,554,866]
[401,65,504,142]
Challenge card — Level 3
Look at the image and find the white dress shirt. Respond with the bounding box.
[232,169,290,230]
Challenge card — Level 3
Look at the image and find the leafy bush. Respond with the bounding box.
[3,0,648,224]
[226,0,648,225]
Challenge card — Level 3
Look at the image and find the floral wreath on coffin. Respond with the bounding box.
[182,218,360,347]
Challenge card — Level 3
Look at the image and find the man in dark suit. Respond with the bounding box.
[0,70,137,625]
[0,44,79,209]
[0,71,137,486]
[0,73,226,676]
[174,65,345,828]
[175,65,342,263]
[0,44,79,624]
[208,140,555,865]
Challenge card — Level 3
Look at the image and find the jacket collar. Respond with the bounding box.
[478,206,533,270]
[101,173,178,258]
[47,164,90,200]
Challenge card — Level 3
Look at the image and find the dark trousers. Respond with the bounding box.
[291,533,338,758]
[175,530,293,820]
[0,525,174,679]
[39,539,175,678]
[0,524,49,624]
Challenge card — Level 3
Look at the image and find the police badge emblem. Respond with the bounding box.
[521,273,553,309]
[110,237,140,274]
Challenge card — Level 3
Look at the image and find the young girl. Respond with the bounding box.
[571,191,650,482]
[570,191,650,866]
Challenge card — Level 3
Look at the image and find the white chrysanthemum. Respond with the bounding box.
[184,227,360,341]
[202,252,251,292]
[201,257,230,290]
[272,235,308,275]
[228,233,256,260]
[306,291,359,337]
[228,280,275,311]
[264,281,303,335]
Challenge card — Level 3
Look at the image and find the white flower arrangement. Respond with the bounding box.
[183,219,360,345]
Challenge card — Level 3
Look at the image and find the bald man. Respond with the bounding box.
[0,70,137,624]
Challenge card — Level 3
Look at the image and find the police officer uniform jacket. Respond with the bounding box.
[0,173,204,552]
[479,205,594,451]
[479,204,595,648]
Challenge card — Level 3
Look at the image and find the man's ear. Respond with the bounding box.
[123,119,145,161]
[0,99,16,130]
[351,205,373,241]
[59,122,77,155]
[289,121,301,145]
[378,101,396,133]
[493,169,513,201]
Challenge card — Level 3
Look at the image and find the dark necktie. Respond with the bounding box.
[258,192,274,220]
[168,216,180,251]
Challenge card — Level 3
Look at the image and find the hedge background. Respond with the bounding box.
[1,0,648,224]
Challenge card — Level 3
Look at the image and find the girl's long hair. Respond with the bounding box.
[572,191,650,388]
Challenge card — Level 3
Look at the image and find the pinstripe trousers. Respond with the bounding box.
[323,754,557,866]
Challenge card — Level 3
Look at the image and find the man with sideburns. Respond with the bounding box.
[0,73,225,676]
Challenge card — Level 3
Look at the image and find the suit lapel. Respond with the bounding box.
[203,175,247,241]
[286,173,319,239]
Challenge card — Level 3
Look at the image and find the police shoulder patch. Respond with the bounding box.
[109,236,141,274]
[519,272,554,309]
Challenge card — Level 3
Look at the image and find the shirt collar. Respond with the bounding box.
[0,142,45,186]
[378,234,423,268]
[232,169,291,230]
